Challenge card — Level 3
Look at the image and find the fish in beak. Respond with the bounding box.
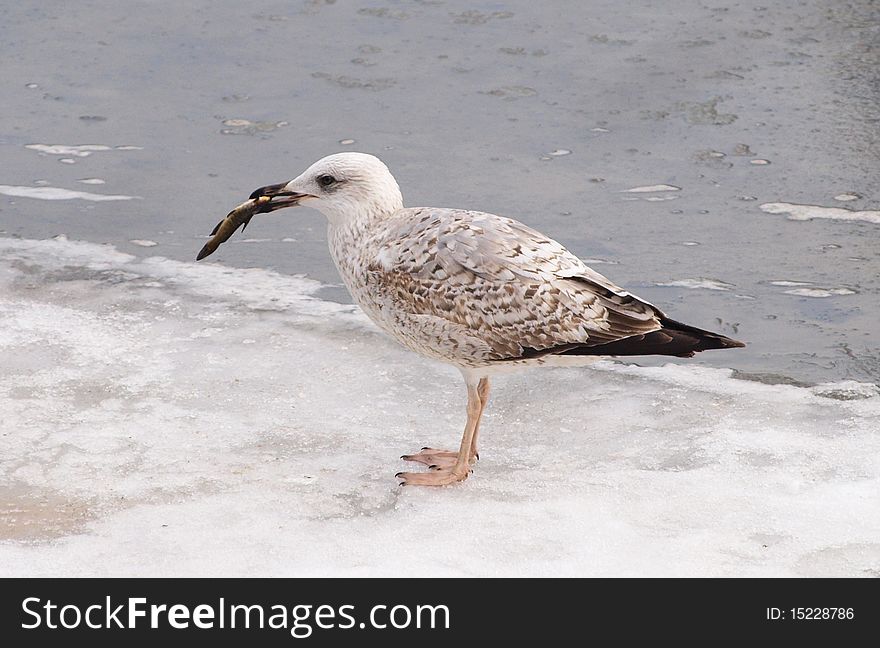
[196,183,311,261]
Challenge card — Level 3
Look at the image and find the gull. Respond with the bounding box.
[199,152,744,486]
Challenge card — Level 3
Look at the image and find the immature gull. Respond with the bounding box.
[198,152,744,486]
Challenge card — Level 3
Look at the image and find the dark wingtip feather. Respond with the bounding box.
[521,317,745,360]
[659,317,745,352]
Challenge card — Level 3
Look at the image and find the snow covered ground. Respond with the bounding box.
[1,236,878,577]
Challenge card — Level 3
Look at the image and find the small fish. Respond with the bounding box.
[196,182,305,261]
[196,196,270,261]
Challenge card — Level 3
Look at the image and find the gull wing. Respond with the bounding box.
[369,208,665,360]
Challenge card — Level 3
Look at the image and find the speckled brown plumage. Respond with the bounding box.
[327,207,715,367]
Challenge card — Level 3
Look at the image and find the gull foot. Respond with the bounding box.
[396,466,470,486]
[400,447,461,469]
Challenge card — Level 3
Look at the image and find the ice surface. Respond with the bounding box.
[1,236,878,577]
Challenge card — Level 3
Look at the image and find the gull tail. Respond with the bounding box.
[557,318,745,359]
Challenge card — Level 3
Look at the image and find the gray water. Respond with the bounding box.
[2,0,879,385]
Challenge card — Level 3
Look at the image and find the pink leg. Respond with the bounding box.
[397,376,487,486]
[470,377,490,461]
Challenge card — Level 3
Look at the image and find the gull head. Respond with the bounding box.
[250,152,404,225]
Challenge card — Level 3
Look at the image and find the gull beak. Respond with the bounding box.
[248,182,312,212]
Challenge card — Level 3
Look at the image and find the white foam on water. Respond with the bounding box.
[622,195,678,202]
[783,287,857,298]
[25,144,113,157]
[770,280,813,287]
[656,278,734,291]
[0,236,878,577]
[582,258,619,265]
[129,239,158,247]
[767,279,856,298]
[24,144,143,157]
[622,184,681,193]
[0,185,137,202]
[833,193,860,202]
[77,178,106,185]
[760,202,880,225]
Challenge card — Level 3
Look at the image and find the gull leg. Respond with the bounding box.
[469,377,490,462]
[397,376,485,486]
[401,376,489,469]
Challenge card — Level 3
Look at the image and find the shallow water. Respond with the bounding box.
[2,0,879,384]
[1,0,879,576]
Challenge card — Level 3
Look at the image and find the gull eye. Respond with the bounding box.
[317,174,336,188]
